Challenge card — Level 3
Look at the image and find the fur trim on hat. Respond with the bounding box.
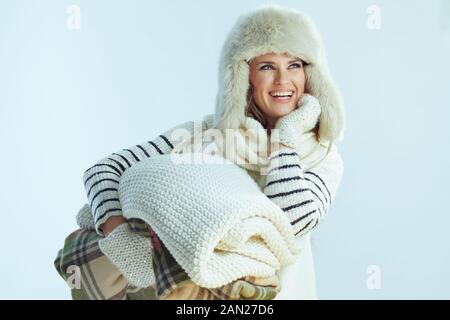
[213,5,345,142]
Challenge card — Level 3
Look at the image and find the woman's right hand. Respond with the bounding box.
[100,216,128,236]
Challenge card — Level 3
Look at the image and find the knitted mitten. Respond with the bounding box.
[75,204,95,230]
[271,94,321,150]
[98,223,154,288]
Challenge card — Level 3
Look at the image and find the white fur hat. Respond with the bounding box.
[213,5,346,142]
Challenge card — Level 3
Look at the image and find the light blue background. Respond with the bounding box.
[1,0,449,299]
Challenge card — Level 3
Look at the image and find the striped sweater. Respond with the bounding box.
[83,116,343,237]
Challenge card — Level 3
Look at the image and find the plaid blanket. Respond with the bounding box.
[54,219,281,300]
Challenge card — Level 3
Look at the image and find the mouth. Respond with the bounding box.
[269,90,294,103]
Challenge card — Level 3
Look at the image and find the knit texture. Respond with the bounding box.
[82,116,214,234]
[76,204,95,230]
[271,95,322,151]
[79,112,343,297]
[98,223,154,288]
[117,153,301,288]
[81,111,342,238]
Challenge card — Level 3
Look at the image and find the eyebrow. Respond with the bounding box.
[256,59,303,65]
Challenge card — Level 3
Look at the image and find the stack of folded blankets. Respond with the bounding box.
[55,152,302,299]
[117,153,301,289]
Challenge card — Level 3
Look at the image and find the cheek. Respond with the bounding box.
[295,71,306,90]
[291,73,306,105]
[250,74,271,98]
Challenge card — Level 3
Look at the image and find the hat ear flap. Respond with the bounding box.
[304,64,346,142]
[216,60,251,131]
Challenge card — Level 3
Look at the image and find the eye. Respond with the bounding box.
[289,63,303,69]
[259,64,275,71]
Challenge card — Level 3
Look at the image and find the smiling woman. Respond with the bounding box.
[247,52,308,132]
[55,4,345,300]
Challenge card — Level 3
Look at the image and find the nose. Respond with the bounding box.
[274,69,289,85]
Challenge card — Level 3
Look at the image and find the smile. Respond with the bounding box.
[269,90,294,103]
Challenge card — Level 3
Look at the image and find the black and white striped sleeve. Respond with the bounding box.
[82,119,204,234]
[263,144,344,238]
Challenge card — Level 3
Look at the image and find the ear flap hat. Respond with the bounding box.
[213,5,346,143]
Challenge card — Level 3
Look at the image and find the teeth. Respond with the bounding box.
[270,91,293,97]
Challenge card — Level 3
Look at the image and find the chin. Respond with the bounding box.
[273,105,297,116]
[260,102,296,119]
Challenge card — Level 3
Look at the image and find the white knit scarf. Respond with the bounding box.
[176,115,331,175]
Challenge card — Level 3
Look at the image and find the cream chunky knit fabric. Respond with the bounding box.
[98,223,154,288]
[271,95,322,151]
[117,153,301,288]
[80,115,343,295]
[82,110,343,293]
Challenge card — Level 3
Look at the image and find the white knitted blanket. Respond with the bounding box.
[118,153,301,288]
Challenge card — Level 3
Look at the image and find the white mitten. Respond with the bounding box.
[76,204,95,230]
[98,223,154,288]
[271,94,321,150]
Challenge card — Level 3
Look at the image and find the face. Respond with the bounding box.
[248,52,306,127]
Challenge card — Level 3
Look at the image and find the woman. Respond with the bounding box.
[60,5,345,299]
